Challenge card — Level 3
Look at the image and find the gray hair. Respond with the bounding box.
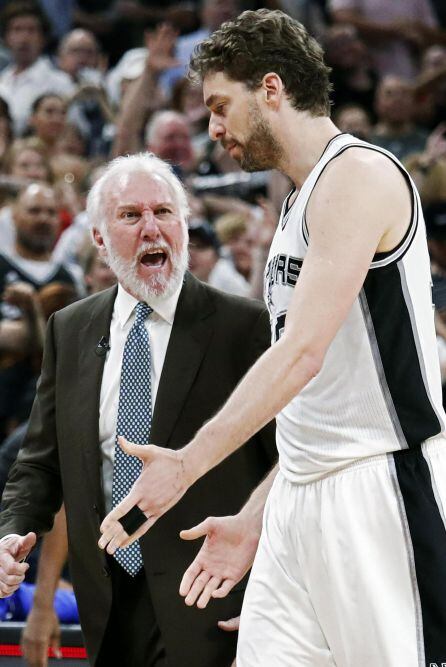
[144,110,189,146]
[86,152,190,233]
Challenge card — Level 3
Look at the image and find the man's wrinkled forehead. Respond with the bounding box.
[105,171,176,211]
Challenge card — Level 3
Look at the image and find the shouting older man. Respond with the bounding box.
[0,152,275,666]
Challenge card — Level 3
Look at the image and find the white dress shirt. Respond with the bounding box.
[99,282,182,513]
[0,57,74,135]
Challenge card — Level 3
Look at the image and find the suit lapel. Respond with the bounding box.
[77,287,117,511]
[151,274,215,446]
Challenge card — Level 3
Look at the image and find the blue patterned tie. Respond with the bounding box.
[112,301,152,576]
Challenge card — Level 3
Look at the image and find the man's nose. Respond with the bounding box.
[140,210,160,238]
[208,115,225,142]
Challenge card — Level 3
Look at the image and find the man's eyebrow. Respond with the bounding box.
[205,94,221,108]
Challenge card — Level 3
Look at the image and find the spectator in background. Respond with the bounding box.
[160,0,241,93]
[0,183,82,316]
[329,0,441,81]
[188,220,251,297]
[333,103,372,140]
[145,110,195,177]
[215,211,254,282]
[2,137,52,184]
[0,137,53,255]
[370,75,428,161]
[0,1,74,136]
[27,94,68,157]
[324,24,377,114]
[0,97,12,165]
[82,243,117,294]
[405,122,446,204]
[57,29,103,85]
[414,44,446,129]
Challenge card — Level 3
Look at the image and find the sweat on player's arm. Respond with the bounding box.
[98,150,412,553]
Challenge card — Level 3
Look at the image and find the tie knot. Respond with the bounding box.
[135,302,152,326]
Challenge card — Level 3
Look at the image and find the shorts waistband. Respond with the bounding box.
[279,435,446,487]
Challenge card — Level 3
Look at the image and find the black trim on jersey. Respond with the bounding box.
[360,263,441,447]
[301,143,416,265]
[392,446,446,666]
[283,187,297,219]
[371,168,415,264]
[281,134,348,229]
[0,253,77,292]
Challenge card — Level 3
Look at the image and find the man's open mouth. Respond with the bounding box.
[140,250,167,268]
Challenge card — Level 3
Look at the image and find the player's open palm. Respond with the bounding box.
[179,515,260,609]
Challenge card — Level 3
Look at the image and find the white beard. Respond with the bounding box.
[102,231,189,305]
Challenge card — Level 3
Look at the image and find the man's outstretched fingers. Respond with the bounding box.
[179,561,202,597]
[184,571,211,606]
[119,516,156,548]
[197,576,221,609]
[212,579,236,598]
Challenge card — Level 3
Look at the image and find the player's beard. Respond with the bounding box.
[234,100,284,172]
[101,227,189,305]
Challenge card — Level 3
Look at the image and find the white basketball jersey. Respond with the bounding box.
[265,133,446,483]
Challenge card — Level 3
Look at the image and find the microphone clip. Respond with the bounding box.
[95,336,110,357]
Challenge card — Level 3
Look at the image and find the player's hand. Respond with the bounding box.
[98,438,191,552]
[179,515,260,608]
[0,533,36,598]
[21,605,61,666]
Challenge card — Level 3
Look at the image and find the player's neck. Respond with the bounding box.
[277,114,340,189]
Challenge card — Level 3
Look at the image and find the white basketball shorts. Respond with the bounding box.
[237,438,446,667]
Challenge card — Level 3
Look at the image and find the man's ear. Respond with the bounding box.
[92,227,107,258]
[261,72,283,110]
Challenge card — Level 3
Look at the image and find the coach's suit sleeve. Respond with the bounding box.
[0,314,62,539]
[246,307,278,466]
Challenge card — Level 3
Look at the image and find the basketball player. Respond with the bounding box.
[99,10,446,666]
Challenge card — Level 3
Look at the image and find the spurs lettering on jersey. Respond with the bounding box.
[264,253,303,342]
[264,133,445,485]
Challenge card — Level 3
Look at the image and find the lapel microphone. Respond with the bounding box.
[95,336,110,357]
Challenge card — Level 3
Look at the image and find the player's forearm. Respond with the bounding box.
[32,506,68,608]
[239,464,278,536]
[183,335,320,483]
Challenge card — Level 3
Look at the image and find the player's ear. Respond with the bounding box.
[261,73,283,110]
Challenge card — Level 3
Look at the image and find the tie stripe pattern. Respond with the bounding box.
[112,302,152,576]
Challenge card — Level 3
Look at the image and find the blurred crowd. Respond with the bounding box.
[0,0,446,618]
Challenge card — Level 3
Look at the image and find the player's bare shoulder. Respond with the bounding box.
[307,146,412,252]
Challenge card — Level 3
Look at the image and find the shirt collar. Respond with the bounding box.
[115,280,183,328]
[6,56,47,80]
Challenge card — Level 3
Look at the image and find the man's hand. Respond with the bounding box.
[98,437,191,552]
[21,605,61,666]
[3,282,37,314]
[0,533,36,597]
[179,515,260,609]
[144,23,179,76]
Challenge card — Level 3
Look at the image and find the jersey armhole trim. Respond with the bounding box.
[301,143,418,266]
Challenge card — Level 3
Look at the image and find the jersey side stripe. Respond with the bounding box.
[362,264,442,447]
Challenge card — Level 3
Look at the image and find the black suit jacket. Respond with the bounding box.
[0,273,276,666]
